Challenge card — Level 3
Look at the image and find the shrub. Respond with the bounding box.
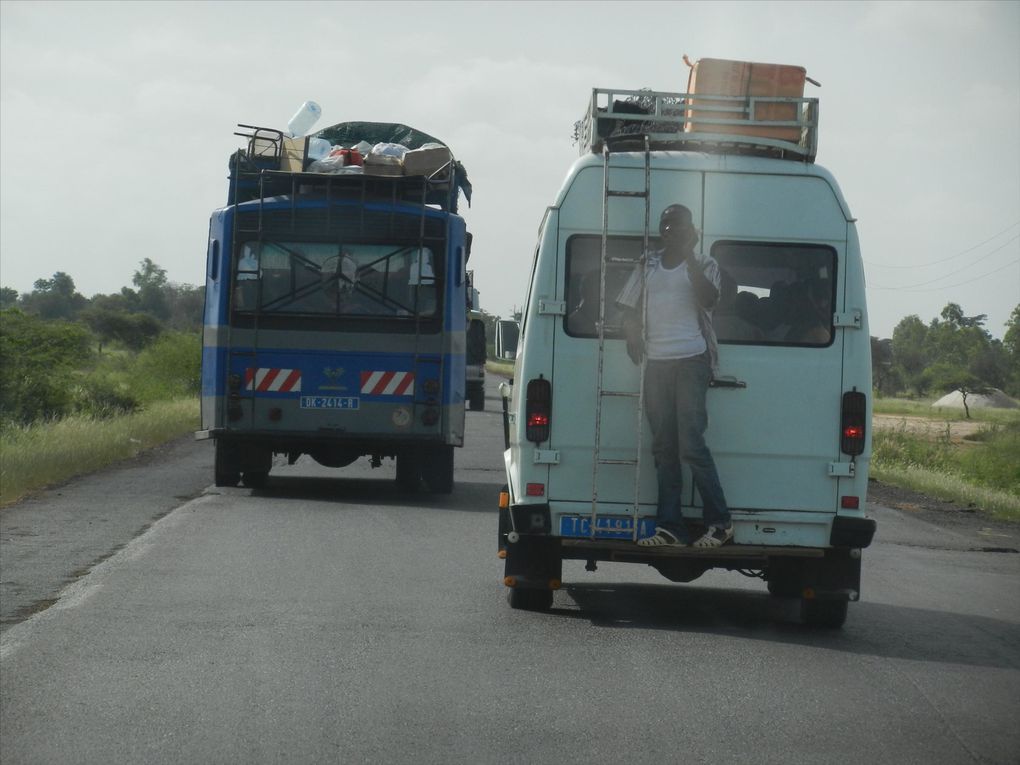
[958,421,1020,494]
[0,309,94,424]
[123,331,201,403]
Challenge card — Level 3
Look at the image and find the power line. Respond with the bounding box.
[868,234,1019,288]
[863,219,1020,269]
[869,258,1019,292]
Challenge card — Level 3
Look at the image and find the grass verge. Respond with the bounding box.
[871,420,1020,523]
[0,398,199,507]
[870,463,1020,522]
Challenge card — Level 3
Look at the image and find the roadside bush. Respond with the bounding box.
[123,331,201,403]
[0,309,94,425]
[70,374,140,417]
[871,425,956,474]
[958,421,1020,495]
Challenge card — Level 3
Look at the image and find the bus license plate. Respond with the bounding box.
[558,515,656,540]
[300,396,360,410]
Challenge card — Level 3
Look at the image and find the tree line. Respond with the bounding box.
[0,260,203,425]
[872,302,1020,405]
[0,258,203,351]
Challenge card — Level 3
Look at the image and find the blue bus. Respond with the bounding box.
[197,123,473,492]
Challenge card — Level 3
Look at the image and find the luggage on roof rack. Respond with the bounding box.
[576,85,819,162]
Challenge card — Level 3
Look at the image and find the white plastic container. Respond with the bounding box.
[287,100,322,137]
[307,137,331,160]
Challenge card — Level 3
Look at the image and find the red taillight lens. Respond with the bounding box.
[840,390,867,456]
[526,483,545,497]
[526,377,551,443]
[841,495,860,509]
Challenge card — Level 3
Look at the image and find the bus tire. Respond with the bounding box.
[507,587,554,612]
[396,450,421,492]
[423,445,454,494]
[801,598,848,629]
[214,442,240,487]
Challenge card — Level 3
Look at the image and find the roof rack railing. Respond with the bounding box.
[576,87,819,162]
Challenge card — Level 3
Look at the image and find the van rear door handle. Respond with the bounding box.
[709,377,747,389]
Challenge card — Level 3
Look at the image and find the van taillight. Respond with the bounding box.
[841,390,867,456]
[526,377,551,443]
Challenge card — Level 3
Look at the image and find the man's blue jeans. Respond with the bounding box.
[643,354,731,541]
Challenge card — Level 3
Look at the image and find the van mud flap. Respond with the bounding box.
[768,547,862,602]
[504,537,563,590]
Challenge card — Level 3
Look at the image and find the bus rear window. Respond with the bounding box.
[711,242,837,347]
[233,241,439,318]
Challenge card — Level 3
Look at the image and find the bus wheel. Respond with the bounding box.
[423,445,454,494]
[801,599,848,629]
[241,470,268,489]
[396,450,421,492]
[214,442,240,487]
[507,587,554,612]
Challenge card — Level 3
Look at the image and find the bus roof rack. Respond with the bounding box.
[576,87,819,162]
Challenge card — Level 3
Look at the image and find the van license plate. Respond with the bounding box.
[559,515,656,540]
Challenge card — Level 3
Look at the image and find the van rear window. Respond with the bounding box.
[564,235,644,338]
[711,242,836,347]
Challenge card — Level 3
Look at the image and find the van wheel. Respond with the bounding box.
[801,599,848,629]
[469,387,485,411]
[767,577,801,598]
[214,442,240,487]
[396,450,421,492]
[507,587,553,612]
[241,470,268,489]
[422,445,454,494]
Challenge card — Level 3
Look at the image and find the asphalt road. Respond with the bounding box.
[2,378,1019,764]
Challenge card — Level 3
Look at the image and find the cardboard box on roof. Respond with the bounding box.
[684,58,807,142]
[280,136,308,172]
[403,145,453,177]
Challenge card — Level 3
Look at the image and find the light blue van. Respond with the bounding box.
[499,88,875,627]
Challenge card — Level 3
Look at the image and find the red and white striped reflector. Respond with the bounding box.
[360,371,414,396]
[245,368,302,393]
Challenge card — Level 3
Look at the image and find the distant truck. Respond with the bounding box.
[499,75,875,627]
[197,121,473,492]
[465,271,486,411]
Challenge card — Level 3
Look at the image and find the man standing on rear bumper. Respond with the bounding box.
[616,204,733,548]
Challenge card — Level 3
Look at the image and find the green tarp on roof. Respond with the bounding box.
[314,121,446,150]
[313,121,471,207]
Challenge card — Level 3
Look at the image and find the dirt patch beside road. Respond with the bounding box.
[872,414,985,444]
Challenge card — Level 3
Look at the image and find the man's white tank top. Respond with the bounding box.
[645,260,707,360]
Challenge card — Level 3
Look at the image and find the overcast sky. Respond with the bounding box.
[1,0,1018,340]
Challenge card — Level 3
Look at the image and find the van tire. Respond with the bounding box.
[241,470,268,489]
[507,587,554,612]
[422,445,455,494]
[469,387,485,411]
[801,599,848,629]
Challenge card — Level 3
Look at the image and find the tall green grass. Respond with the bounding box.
[871,419,1020,522]
[0,398,199,506]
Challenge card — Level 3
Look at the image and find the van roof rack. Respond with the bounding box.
[576,87,819,162]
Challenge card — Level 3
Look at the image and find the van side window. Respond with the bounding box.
[711,242,837,347]
[565,235,644,338]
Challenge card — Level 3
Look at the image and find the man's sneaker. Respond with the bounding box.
[692,525,734,548]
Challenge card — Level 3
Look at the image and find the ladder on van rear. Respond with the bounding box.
[589,138,652,540]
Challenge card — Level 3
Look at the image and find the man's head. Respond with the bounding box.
[659,204,698,250]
